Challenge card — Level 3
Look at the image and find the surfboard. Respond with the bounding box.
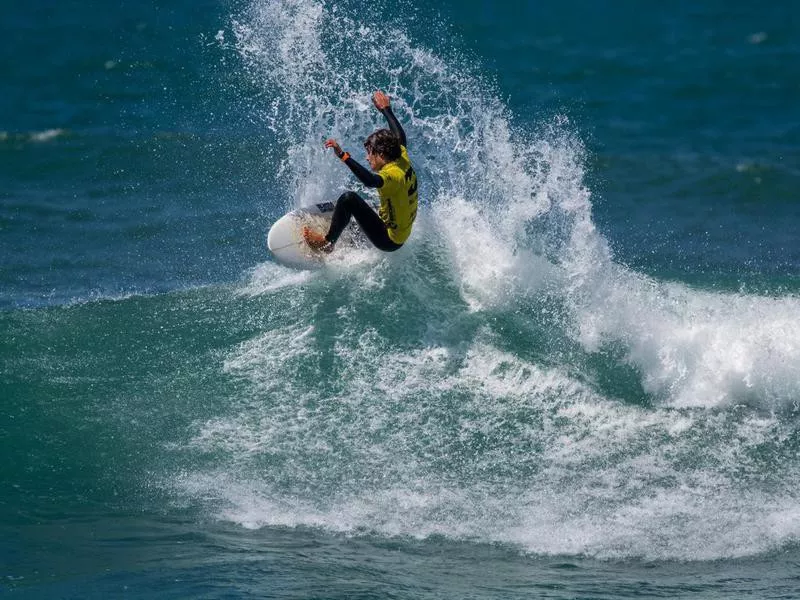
[267,201,367,269]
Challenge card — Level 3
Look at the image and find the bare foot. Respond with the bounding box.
[302,226,333,253]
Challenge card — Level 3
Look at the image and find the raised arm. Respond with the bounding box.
[372,91,407,148]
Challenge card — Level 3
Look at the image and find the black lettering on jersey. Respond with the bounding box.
[405,166,418,199]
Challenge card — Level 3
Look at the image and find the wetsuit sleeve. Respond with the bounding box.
[381,107,407,148]
[343,156,384,188]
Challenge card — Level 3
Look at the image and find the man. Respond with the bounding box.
[303,91,418,253]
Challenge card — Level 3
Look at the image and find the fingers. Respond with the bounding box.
[372,90,390,109]
[324,138,343,158]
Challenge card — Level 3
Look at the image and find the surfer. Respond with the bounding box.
[302,91,418,253]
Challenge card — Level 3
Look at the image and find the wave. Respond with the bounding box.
[227,0,800,413]
[171,0,800,561]
[0,129,69,144]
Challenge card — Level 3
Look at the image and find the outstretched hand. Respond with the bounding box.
[372,90,391,111]
[324,138,343,157]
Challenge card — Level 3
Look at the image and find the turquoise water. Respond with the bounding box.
[3,1,800,597]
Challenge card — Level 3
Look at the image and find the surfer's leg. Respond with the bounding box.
[326,191,365,243]
[327,191,402,252]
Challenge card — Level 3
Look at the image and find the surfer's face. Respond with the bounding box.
[365,148,387,171]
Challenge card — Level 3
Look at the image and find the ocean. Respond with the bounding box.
[2,0,800,597]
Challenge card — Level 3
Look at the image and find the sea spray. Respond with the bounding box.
[175,0,800,561]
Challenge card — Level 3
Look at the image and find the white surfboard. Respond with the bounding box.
[267,201,367,270]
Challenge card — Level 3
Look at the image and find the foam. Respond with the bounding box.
[565,263,800,409]
[181,325,800,559]
[32,128,68,142]
[238,262,312,296]
[0,129,68,144]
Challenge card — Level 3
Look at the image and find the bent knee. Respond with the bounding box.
[337,191,361,206]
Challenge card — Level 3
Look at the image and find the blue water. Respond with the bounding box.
[3,1,800,597]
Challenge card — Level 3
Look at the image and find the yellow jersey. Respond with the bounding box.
[377,146,418,244]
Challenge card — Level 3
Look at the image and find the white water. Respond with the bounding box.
[177,0,800,561]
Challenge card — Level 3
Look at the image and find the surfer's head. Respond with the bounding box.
[364,128,401,170]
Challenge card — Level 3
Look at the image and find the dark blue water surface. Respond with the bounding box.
[3,1,800,598]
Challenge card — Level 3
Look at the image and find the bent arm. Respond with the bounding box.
[325,137,383,188]
[343,156,383,188]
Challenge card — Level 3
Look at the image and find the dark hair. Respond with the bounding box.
[363,129,401,161]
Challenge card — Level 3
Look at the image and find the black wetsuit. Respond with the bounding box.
[325,107,410,252]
